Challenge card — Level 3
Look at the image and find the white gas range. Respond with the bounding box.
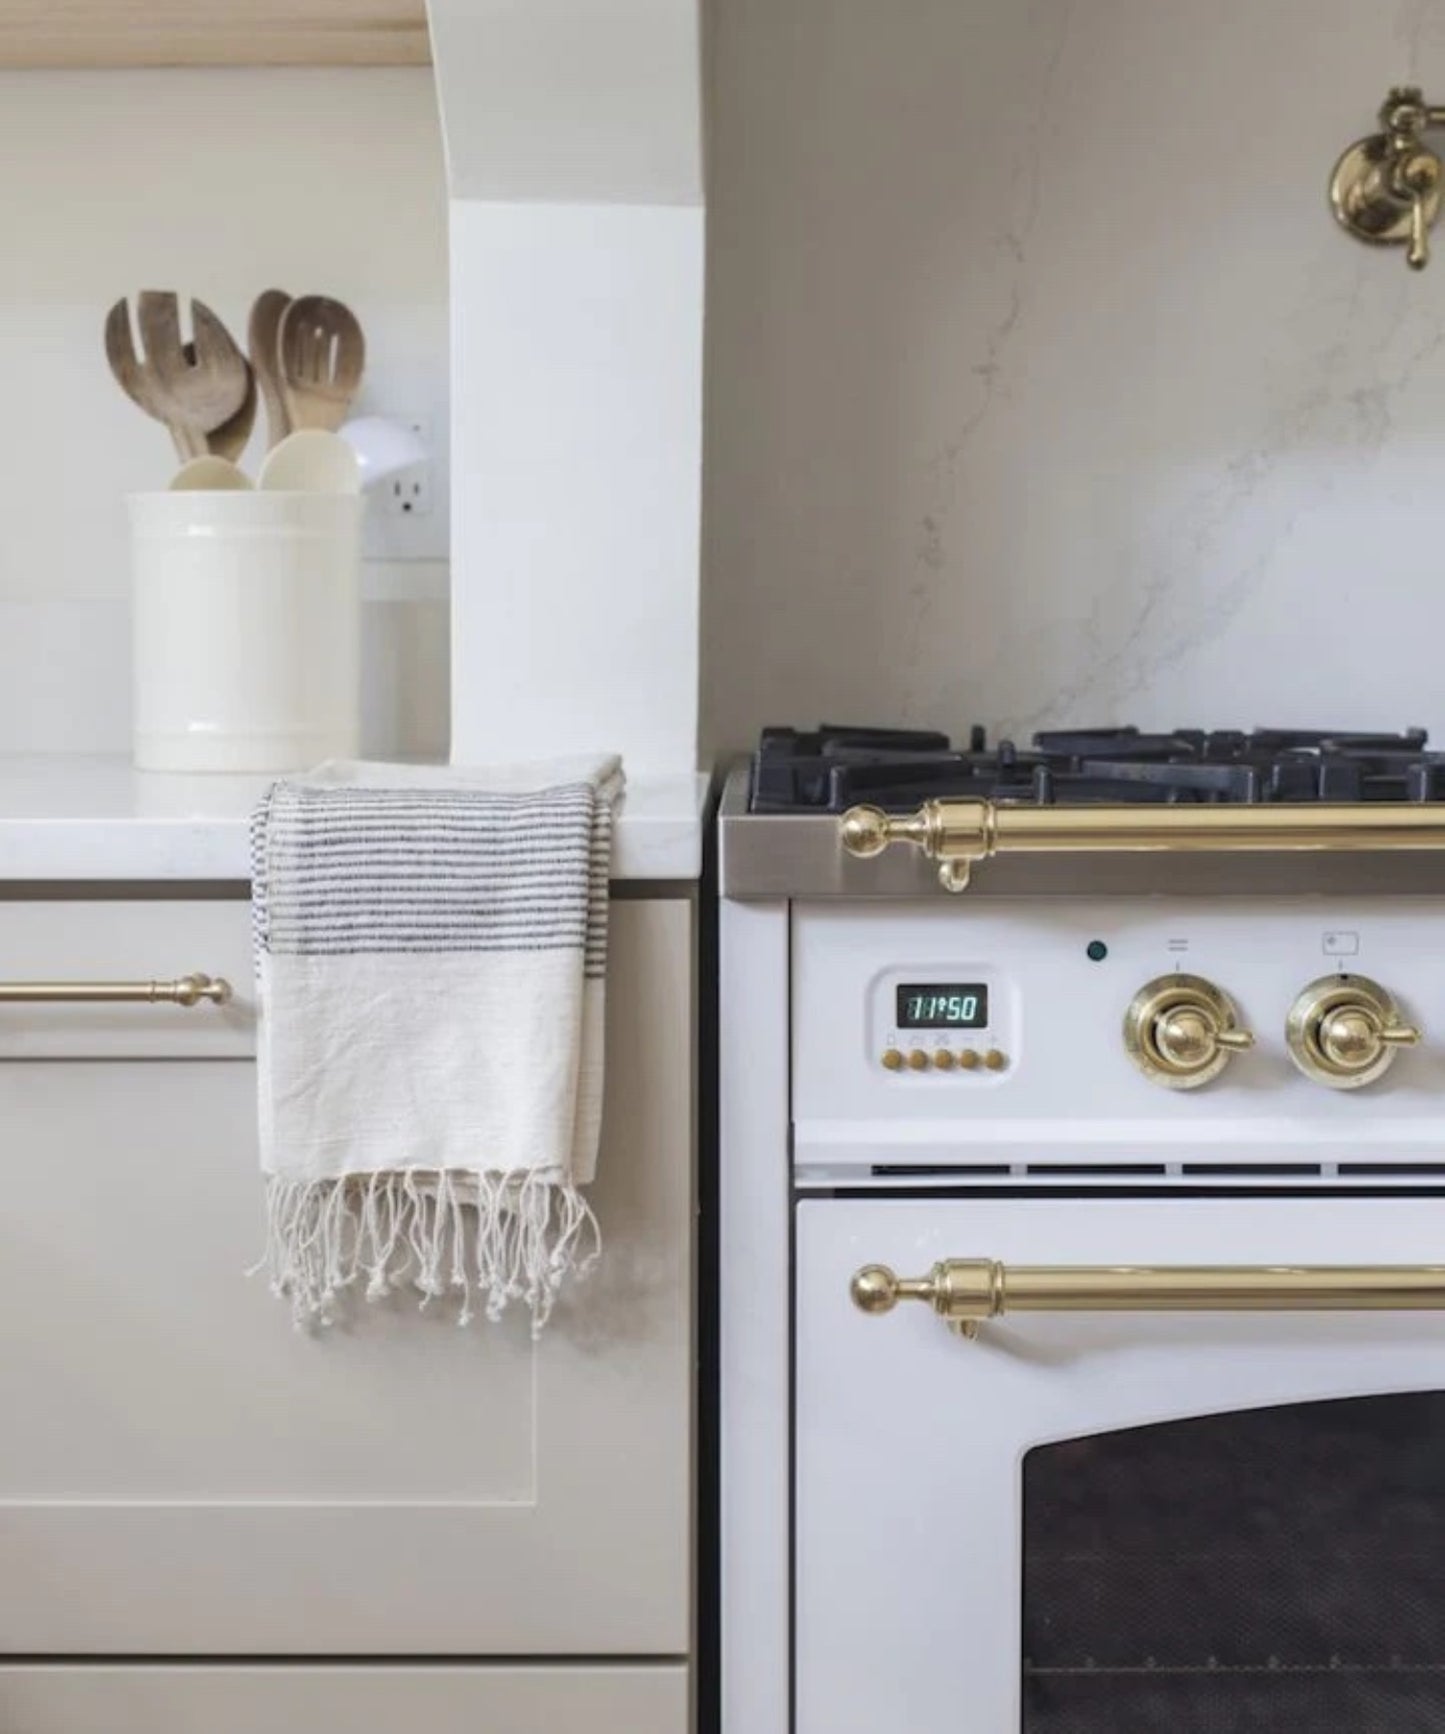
[718,726,1445,1734]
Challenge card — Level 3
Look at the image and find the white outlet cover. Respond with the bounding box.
[362,414,449,563]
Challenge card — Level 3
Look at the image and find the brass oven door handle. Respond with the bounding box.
[851,1259,1445,1338]
[0,974,232,1007]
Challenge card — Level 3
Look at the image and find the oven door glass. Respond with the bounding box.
[795,1195,1445,1734]
[1024,1390,1445,1730]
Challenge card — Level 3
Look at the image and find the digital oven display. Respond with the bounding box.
[895,985,989,1029]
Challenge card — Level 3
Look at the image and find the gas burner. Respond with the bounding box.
[748,724,1444,813]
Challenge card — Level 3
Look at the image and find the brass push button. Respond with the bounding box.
[881,1048,904,1071]
[907,1049,930,1071]
[932,1050,956,1071]
[956,1049,980,1071]
[983,1049,1008,1072]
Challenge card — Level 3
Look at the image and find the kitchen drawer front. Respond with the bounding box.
[0,899,254,1058]
[0,1663,689,1734]
[0,897,693,1655]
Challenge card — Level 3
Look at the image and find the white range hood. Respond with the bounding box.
[428,0,704,776]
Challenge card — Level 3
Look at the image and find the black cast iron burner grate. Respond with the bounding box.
[749,724,1445,814]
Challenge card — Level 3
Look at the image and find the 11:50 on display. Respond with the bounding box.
[895,984,989,1029]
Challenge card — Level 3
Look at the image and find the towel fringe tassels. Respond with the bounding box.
[255,1170,601,1330]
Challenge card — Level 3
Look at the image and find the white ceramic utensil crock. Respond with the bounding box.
[129,490,362,773]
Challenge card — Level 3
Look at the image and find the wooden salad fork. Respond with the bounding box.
[184,343,257,461]
[104,293,252,460]
[277,295,366,432]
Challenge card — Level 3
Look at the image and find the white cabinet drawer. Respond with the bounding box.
[0,897,694,1656]
[0,900,253,1058]
[0,1664,689,1734]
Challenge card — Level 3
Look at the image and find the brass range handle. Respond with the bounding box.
[851,1259,1445,1337]
[0,974,232,1007]
[840,800,1445,893]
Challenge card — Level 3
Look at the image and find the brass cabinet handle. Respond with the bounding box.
[851,1259,1445,1338]
[840,800,1445,893]
[0,974,232,1007]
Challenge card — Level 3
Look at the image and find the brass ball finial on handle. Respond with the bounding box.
[850,1264,901,1315]
[839,804,892,860]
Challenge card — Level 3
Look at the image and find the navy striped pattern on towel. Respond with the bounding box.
[252,782,613,974]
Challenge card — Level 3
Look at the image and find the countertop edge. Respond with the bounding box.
[0,758,714,885]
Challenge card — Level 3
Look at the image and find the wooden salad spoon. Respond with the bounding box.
[248,287,293,451]
[277,294,366,433]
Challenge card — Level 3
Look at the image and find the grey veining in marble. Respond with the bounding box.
[702,0,1445,747]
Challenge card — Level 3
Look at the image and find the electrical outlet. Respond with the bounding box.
[383,468,432,518]
[381,417,432,518]
[362,412,448,563]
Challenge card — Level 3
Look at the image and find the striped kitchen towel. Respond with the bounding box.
[250,755,622,1329]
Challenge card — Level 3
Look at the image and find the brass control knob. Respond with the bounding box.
[1124,974,1254,1090]
[1286,974,1421,1089]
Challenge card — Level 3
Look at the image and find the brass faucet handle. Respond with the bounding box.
[1333,91,1445,271]
[1410,192,1431,268]
[1398,149,1443,268]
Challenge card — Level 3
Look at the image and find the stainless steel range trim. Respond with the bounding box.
[718,762,1445,899]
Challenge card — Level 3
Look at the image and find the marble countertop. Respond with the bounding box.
[0,757,711,883]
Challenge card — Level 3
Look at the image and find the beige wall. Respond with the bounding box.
[0,68,448,758]
[701,0,1445,753]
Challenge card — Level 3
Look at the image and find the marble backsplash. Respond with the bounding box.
[701,0,1445,750]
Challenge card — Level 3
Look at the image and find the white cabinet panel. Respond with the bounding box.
[0,901,254,1058]
[0,897,693,1655]
[0,1664,687,1733]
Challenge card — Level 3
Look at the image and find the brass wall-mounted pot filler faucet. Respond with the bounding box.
[1333,86,1445,269]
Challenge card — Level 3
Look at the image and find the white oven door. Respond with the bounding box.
[796,1193,1445,1734]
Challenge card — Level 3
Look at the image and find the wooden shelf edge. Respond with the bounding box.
[0,3,431,68]
[0,31,431,67]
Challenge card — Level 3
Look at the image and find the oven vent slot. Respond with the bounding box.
[1181,1163,1322,1177]
[1026,1163,1170,1177]
[869,1163,1013,1178]
[1339,1162,1445,1176]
